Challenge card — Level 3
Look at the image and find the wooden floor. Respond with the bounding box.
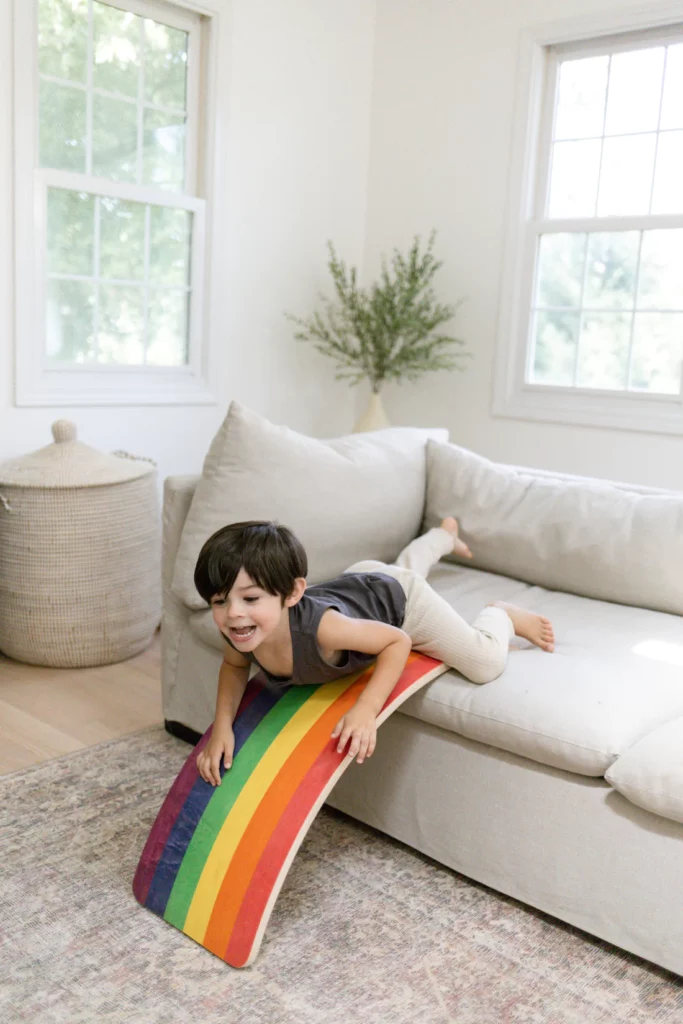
[0,629,163,775]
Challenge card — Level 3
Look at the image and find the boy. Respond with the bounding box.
[194,519,555,786]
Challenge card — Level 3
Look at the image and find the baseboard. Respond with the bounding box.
[164,719,202,746]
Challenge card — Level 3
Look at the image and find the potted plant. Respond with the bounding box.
[285,231,471,431]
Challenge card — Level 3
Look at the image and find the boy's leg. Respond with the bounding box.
[393,527,455,579]
[402,575,514,684]
[342,556,513,685]
[344,523,454,580]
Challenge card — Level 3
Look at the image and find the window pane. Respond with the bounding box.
[99,197,146,281]
[144,19,188,110]
[98,285,145,363]
[637,230,683,310]
[584,232,639,310]
[148,207,191,286]
[535,233,586,307]
[630,313,683,393]
[47,188,94,276]
[530,311,578,385]
[604,47,665,136]
[146,290,189,365]
[554,56,608,140]
[660,44,683,131]
[547,139,601,217]
[93,1,140,99]
[46,279,95,360]
[576,312,630,389]
[92,94,138,181]
[143,109,186,190]
[39,80,86,171]
[38,0,88,83]
[651,131,683,215]
[597,134,656,216]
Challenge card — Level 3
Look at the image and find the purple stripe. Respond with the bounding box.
[135,680,283,914]
[132,676,268,906]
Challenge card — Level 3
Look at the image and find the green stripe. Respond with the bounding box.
[165,685,317,929]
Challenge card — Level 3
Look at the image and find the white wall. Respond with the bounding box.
[365,0,683,490]
[4,0,681,494]
[0,0,376,488]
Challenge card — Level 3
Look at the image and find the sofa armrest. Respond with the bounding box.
[162,475,200,590]
[161,475,200,727]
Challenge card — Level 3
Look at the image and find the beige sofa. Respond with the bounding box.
[161,401,683,977]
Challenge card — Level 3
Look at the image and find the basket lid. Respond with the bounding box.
[0,420,155,488]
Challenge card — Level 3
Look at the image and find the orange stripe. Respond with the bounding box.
[202,673,369,955]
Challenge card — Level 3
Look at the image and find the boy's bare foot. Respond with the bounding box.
[490,601,555,652]
[440,516,473,559]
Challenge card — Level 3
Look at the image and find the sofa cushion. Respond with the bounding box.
[171,401,448,611]
[423,439,683,616]
[188,558,683,778]
[604,717,683,825]
[398,562,683,776]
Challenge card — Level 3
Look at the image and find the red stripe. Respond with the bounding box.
[203,675,369,957]
[225,743,341,966]
[223,654,439,966]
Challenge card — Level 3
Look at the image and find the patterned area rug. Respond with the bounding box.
[3,726,683,1024]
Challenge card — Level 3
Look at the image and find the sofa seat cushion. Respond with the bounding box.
[171,401,448,611]
[398,563,683,777]
[190,561,683,779]
[604,717,683,825]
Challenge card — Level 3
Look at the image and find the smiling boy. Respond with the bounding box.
[193,520,555,787]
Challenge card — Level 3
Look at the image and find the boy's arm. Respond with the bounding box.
[316,610,412,717]
[214,645,250,730]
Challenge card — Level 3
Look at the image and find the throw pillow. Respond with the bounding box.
[423,438,683,615]
[172,401,448,610]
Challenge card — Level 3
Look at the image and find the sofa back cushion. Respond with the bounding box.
[424,439,683,615]
[172,402,448,611]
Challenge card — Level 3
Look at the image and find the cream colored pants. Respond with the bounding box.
[345,528,514,684]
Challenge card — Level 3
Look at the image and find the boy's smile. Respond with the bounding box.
[210,568,306,655]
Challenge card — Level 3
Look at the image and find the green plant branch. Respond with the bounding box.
[285,231,470,392]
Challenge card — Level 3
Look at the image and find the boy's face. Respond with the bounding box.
[210,568,300,651]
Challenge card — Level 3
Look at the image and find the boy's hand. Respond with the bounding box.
[197,726,235,786]
[331,702,377,764]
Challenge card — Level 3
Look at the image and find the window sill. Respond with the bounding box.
[492,383,683,436]
[15,366,218,407]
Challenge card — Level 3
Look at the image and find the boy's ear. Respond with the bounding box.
[284,577,307,608]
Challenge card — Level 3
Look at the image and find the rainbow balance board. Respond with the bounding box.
[133,651,447,968]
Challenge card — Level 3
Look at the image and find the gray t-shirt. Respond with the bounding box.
[222,571,406,691]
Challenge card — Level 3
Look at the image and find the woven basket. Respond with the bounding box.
[0,420,161,668]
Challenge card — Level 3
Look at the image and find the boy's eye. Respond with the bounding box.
[212,598,225,606]
[244,597,258,603]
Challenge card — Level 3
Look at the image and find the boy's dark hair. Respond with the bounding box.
[193,520,308,605]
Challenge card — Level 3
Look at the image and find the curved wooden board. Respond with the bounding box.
[133,652,447,967]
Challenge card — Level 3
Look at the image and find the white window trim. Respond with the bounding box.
[492,1,683,436]
[13,0,223,407]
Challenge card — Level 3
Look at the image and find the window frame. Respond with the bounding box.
[493,3,683,436]
[14,0,220,407]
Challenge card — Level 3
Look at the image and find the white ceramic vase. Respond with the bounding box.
[353,391,391,433]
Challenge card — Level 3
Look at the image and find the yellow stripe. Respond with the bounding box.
[183,674,359,942]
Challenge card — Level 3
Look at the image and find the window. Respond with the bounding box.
[494,12,683,434]
[14,0,217,406]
